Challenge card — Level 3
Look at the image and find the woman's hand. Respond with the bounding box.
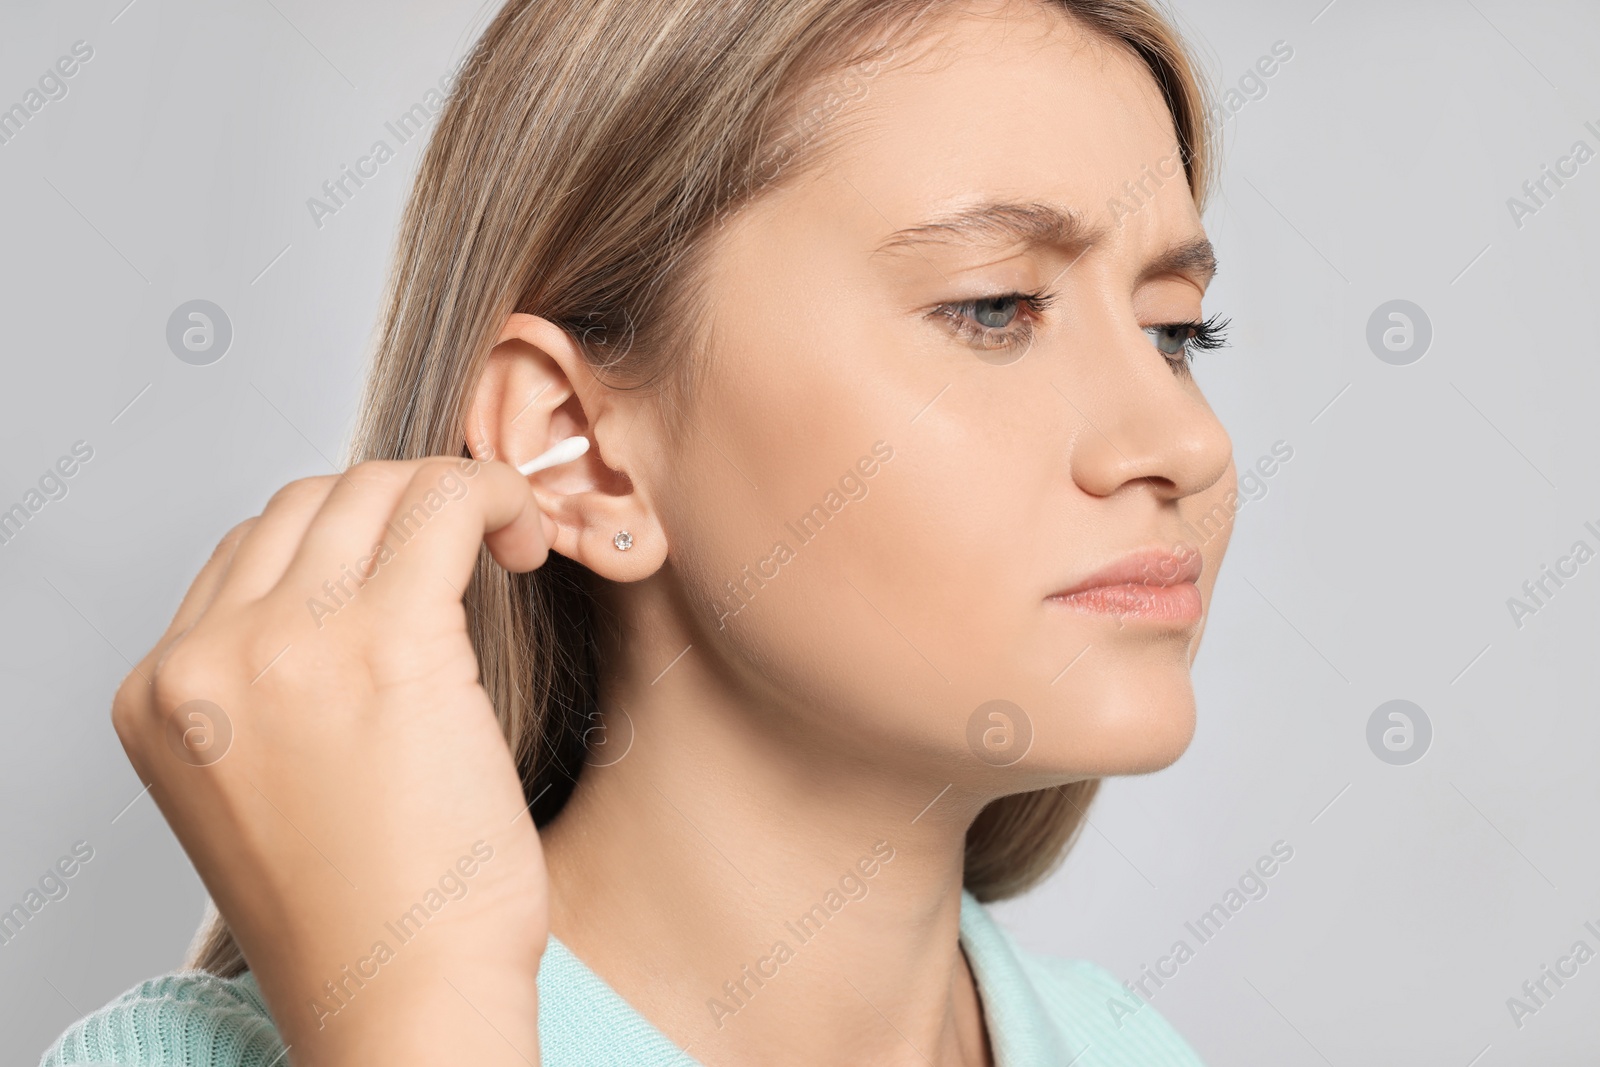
[112,456,552,1066]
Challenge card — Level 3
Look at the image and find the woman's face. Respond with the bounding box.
[646,0,1236,788]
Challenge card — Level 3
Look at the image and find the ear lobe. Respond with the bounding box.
[465,313,667,582]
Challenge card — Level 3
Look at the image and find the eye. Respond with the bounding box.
[1146,324,1191,357]
[969,296,1021,329]
[929,289,1057,353]
[1144,313,1231,374]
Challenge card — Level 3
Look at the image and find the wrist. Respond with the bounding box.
[264,951,542,1066]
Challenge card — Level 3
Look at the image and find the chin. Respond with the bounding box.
[1033,686,1199,779]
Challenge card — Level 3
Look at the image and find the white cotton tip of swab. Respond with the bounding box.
[516,435,590,476]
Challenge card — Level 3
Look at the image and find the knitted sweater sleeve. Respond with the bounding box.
[38,971,288,1067]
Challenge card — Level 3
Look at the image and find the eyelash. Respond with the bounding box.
[1146,313,1232,375]
[929,289,1056,354]
[929,292,1231,374]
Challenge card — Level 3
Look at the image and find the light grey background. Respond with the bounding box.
[2,1,1596,1064]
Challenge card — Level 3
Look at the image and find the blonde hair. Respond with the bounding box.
[186,0,1217,977]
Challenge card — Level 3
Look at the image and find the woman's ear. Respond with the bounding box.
[466,313,666,580]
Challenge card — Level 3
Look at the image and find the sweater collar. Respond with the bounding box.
[532,887,1067,1066]
[958,887,1071,1066]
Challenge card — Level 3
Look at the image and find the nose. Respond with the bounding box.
[1065,324,1234,503]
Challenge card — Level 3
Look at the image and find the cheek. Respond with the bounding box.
[666,495,959,772]
[665,366,1043,761]
[670,237,1022,703]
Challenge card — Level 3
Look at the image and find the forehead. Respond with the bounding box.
[796,1,1198,239]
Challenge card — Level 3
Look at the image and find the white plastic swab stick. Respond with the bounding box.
[516,435,590,476]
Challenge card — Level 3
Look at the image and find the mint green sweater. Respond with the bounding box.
[39,889,1206,1065]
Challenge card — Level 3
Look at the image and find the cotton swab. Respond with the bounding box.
[516,435,590,476]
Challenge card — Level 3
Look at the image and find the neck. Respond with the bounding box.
[539,582,997,1066]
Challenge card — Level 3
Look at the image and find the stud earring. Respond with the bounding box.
[613,531,634,552]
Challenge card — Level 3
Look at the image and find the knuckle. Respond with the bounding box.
[263,475,335,516]
[339,460,410,497]
[198,517,259,570]
[423,457,479,502]
[218,516,258,551]
[414,456,467,486]
[150,636,234,713]
[110,669,153,740]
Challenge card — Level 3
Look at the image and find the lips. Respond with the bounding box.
[1051,543,1203,597]
[1046,543,1204,624]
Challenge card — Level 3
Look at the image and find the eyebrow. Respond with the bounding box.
[871,199,1218,288]
[872,200,1106,257]
[1142,235,1219,288]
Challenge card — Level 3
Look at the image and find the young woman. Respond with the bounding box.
[42,0,1236,1063]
